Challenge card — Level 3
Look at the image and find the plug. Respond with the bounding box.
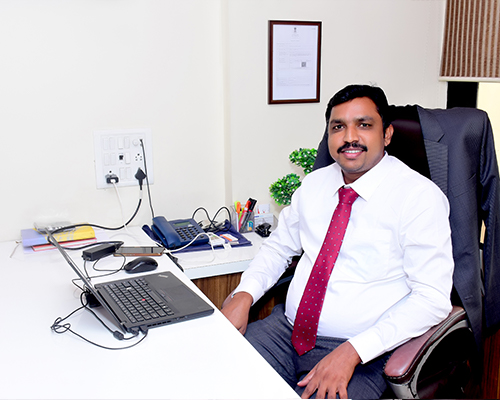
[106,173,119,184]
[134,168,147,189]
[113,331,125,340]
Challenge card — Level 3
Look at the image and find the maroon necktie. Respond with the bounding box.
[292,187,359,356]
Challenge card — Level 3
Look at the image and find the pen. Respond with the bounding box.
[239,198,257,232]
[238,200,251,230]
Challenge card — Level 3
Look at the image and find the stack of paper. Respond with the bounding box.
[21,226,96,252]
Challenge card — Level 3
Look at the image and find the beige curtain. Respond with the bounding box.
[440,0,500,81]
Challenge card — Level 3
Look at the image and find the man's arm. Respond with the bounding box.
[221,292,253,334]
[349,182,454,363]
[223,193,303,331]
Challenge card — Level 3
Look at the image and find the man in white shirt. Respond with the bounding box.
[222,85,454,399]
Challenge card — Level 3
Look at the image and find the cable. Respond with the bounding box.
[112,182,131,236]
[37,153,146,253]
[61,240,124,251]
[192,206,232,233]
[44,174,144,238]
[50,291,148,350]
[91,252,127,276]
[44,227,124,254]
[162,232,209,254]
[48,198,142,236]
[81,253,126,281]
[163,231,220,264]
[9,241,21,258]
[139,138,155,219]
[68,252,126,293]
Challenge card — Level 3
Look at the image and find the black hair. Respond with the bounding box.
[325,84,391,130]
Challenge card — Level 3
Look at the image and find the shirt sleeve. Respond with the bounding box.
[348,183,454,363]
[233,189,304,304]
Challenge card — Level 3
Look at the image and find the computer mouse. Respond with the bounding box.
[124,256,158,274]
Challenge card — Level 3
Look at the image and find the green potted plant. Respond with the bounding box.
[269,148,317,206]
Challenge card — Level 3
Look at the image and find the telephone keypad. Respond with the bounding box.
[177,226,199,242]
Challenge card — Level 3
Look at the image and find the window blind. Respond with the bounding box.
[440,0,500,81]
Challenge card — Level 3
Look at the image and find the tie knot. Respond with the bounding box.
[338,187,359,205]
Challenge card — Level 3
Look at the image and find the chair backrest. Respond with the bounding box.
[385,105,430,179]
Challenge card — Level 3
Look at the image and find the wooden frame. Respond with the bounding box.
[268,20,322,104]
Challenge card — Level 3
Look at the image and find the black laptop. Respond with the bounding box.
[47,231,214,334]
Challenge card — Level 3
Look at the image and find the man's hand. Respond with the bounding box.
[221,291,253,334]
[297,341,361,399]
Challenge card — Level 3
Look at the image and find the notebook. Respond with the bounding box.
[47,231,214,334]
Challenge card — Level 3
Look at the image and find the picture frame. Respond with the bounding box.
[268,20,322,104]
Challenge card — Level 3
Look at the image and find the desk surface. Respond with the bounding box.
[93,226,264,280]
[173,232,264,279]
[1,230,297,399]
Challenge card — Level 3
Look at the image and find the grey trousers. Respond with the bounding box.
[244,304,389,399]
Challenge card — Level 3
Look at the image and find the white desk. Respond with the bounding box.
[1,230,297,399]
[100,226,264,280]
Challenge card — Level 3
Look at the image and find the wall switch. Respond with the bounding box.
[93,128,154,189]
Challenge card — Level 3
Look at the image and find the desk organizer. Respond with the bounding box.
[230,206,255,233]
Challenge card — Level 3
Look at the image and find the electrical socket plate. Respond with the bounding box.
[93,128,154,189]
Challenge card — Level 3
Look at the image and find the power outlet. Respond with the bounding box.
[93,128,154,189]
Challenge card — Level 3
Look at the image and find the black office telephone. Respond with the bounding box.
[152,216,209,250]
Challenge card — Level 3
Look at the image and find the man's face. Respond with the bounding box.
[328,96,393,184]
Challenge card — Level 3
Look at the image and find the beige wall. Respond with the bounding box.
[0,0,447,242]
[1,0,226,241]
[478,83,500,158]
[225,0,448,217]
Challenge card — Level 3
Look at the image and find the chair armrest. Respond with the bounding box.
[384,305,469,398]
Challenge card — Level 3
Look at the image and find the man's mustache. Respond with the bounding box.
[337,142,368,153]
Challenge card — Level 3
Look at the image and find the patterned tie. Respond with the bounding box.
[292,187,359,356]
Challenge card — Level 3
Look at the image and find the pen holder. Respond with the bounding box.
[230,206,255,233]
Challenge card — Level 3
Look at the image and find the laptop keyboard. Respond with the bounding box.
[103,278,175,324]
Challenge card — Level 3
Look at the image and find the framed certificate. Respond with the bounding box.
[268,20,322,104]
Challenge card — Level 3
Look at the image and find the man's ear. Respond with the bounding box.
[384,124,394,147]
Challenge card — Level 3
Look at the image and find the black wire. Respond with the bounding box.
[70,254,126,291]
[71,278,85,292]
[44,222,125,253]
[139,139,155,219]
[192,206,232,232]
[78,292,141,342]
[191,207,211,222]
[39,156,144,253]
[212,206,232,225]
[49,197,143,236]
[50,291,148,350]
[91,252,127,275]
[62,240,124,251]
[51,316,148,350]
[81,254,126,280]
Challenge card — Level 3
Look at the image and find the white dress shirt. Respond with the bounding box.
[235,154,454,363]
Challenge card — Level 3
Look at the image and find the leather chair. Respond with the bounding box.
[225,104,498,398]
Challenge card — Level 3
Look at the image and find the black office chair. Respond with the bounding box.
[225,104,500,398]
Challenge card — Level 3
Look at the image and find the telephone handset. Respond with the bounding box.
[152,216,209,250]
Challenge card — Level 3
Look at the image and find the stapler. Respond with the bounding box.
[255,223,271,237]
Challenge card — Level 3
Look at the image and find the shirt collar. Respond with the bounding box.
[333,153,392,202]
